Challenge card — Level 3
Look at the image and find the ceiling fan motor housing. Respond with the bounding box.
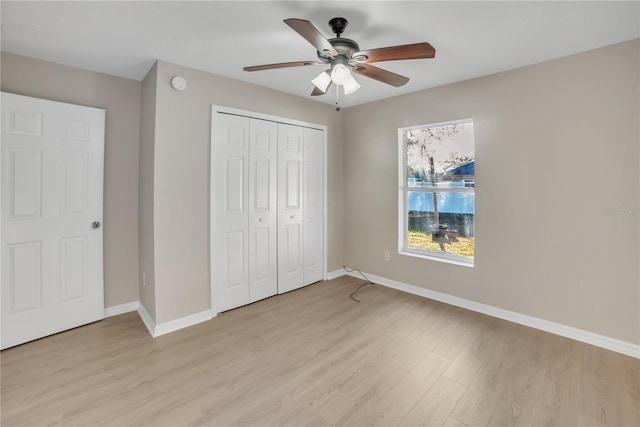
[318,37,360,61]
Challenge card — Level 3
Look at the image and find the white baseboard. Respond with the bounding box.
[325,269,347,281]
[104,301,140,318]
[154,310,215,337]
[343,270,640,359]
[135,303,215,338]
[137,303,156,336]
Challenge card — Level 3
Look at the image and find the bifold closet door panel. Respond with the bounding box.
[248,118,278,303]
[277,123,304,294]
[303,127,324,286]
[212,114,250,312]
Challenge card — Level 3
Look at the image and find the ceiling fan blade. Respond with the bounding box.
[243,60,324,72]
[311,86,325,96]
[352,42,435,63]
[284,18,339,57]
[351,64,410,87]
[311,82,332,96]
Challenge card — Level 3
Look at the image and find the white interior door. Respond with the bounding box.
[303,127,324,285]
[212,113,250,312]
[277,123,304,294]
[248,118,277,303]
[1,92,105,349]
[211,107,326,308]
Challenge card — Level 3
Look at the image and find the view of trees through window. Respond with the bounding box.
[402,121,475,263]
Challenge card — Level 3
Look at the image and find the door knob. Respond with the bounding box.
[91,221,101,229]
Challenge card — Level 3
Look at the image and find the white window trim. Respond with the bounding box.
[397,119,475,267]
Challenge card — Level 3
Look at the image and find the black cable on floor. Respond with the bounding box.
[343,265,375,302]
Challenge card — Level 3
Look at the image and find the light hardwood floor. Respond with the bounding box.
[2,276,639,426]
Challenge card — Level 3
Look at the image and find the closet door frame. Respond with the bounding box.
[210,105,327,314]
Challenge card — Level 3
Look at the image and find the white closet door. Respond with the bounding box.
[303,127,324,285]
[1,92,105,349]
[212,113,250,312]
[248,119,277,303]
[277,123,304,294]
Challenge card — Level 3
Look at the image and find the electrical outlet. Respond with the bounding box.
[384,251,390,261]
[142,272,146,286]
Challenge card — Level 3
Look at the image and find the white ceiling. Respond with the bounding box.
[1,1,638,108]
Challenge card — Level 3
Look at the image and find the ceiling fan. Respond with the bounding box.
[243,17,436,97]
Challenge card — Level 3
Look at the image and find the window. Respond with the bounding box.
[398,119,475,266]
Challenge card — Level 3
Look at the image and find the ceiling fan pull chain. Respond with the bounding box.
[335,85,341,111]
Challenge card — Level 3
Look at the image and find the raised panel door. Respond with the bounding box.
[1,92,105,349]
[212,113,250,312]
[248,118,277,303]
[277,123,304,294]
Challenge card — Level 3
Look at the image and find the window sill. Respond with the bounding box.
[399,249,474,268]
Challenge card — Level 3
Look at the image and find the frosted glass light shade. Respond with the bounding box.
[311,71,331,93]
[330,63,351,85]
[343,75,361,95]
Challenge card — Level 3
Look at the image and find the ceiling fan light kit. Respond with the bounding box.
[311,71,332,93]
[244,17,436,99]
[330,62,351,85]
[342,75,361,95]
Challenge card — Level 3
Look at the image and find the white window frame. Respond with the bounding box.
[397,118,475,267]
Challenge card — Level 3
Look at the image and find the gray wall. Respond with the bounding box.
[1,52,141,308]
[3,39,637,346]
[343,39,640,345]
[138,62,157,319]
[145,60,345,323]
